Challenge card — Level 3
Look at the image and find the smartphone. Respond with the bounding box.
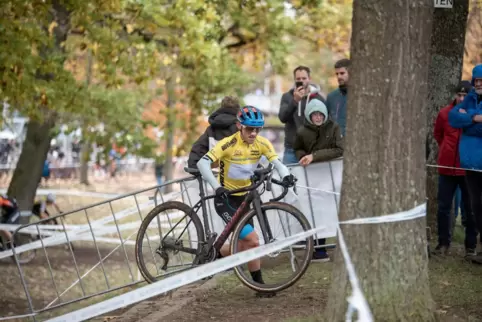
[295,81,303,89]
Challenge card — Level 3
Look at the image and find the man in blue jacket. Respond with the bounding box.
[326,59,350,136]
[448,64,482,257]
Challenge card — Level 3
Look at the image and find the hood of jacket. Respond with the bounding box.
[471,64,482,86]
[304,98,328,125]
[208,107,238,129]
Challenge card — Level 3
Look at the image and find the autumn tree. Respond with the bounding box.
[462,0,482,79]
[325,0,435,321]
[1,0,73,212]
[426,1,469,235]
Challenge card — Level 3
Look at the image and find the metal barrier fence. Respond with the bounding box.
[2,160,342,321]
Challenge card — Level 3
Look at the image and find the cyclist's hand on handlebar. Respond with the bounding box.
[215,186,230,199]
[281,174,297,188]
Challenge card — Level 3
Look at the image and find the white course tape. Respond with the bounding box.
[47,225,326,322]
[295,184,340,196]
[337,226,373,322]
[0,188,121,199]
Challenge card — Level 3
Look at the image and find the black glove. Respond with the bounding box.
[281,174,296,188]
[215,186,230,199]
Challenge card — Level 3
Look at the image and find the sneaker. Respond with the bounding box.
[312,251,330,263]
[465,248,477,257]
[432,244,449,256]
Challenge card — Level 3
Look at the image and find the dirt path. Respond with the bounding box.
[89,276,220,322]
[109,244,482,322]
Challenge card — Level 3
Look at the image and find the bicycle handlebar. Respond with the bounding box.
[203,164,294,202]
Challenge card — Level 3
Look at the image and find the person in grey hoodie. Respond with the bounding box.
[278,66,326,165]
[293,98,343,262]
[326,58,350,136]
[187,96,240,169]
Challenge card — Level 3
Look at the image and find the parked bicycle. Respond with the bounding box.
[135,164,314,295]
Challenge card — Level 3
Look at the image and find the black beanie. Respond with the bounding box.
[454,80,472,94]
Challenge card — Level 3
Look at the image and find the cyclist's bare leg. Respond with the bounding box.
[220,244,230,257]
[218,232,261,271]
[242,231,260,271]
[0,229,12,245]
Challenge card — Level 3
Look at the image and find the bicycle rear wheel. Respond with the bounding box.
[230,202,314,293]
[11,234,37,264]
[135,201,205,283]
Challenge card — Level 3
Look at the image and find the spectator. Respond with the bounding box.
[326,59,350,136]
[154,153,164,187]
[278,66,325,165]
[449,64,482,258]
[293,98,343,262]
[187,96,240,169]
[433,80,476,256]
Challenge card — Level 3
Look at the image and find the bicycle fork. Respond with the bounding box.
[252,193,274,244]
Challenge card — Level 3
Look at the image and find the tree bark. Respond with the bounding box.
[163,76,175,193]
[426,0,469,239]
[325,1,435,321]
[8,118,55,213]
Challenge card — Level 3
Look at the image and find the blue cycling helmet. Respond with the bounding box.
[237,105,265,127]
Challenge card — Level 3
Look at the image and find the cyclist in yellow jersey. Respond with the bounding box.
[197,105,296,289]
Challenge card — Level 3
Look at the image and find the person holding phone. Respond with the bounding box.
[278,66,326,165]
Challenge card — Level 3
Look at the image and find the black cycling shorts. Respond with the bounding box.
[213,195,255,239]
[1,207,19,224]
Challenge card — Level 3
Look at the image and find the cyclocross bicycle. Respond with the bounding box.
[135,164,314,294]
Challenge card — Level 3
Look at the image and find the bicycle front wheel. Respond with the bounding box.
[230,202,314,293]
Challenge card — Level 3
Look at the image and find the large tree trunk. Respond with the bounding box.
[163,76,176,193]
[8,119,55,213]
[426,0,469,240]
[325,1,435,321]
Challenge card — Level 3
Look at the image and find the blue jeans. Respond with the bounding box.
[282,147,299,165]
[453,186,466,223]
[156,175,162,186]
[437,175,477,249]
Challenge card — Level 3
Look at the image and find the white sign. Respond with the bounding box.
[434,0,453,8]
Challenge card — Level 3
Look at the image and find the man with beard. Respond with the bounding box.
[278,66,325,165]
[326,59,350,136]
[449,64,482,261]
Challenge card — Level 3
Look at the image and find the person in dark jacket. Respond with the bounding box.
[449,64,482,260]
[433,80,477,256]
[326,59,350,136]
[187,96,240,169]
[278,66,326,165]
[293,98,343,262]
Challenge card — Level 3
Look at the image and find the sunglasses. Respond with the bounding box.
[242,126,262,133]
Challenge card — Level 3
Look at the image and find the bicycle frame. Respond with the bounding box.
[162,172,282,258]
